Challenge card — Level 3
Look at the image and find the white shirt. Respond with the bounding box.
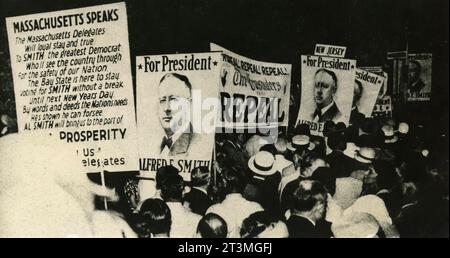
[206,193,263,238]
[278,164,300,201]
[273,154,293,174]
[166,202,201,238]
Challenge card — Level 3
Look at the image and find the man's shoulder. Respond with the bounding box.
[184,207,202,221]
[186,188,209,200]
[287,216,314,230]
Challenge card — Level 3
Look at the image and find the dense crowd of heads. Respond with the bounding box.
[116,116,448,238]
[0,92,448,237]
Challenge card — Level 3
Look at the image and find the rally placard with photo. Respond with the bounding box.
[354,68,384,118]
[296,55,356,135]
[210,43,292,130]
[5,2,138,172]
[407,53,432,101]
[136,52,221,174]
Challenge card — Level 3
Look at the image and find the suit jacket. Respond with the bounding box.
[287,215,332,238]
[243,173,282,214]
[325,151,357,178]
[408,79,426,93]
[183,188,212,216]
[160,131,204,157]
[313,102,342,123]
[169,132,193,156]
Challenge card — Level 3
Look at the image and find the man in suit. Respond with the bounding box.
[311,69,343,123]
[407,60,426,94]
[183,166,212,215]
[160,173,201,238]
[157,73,201,157]
[286,180,332,238]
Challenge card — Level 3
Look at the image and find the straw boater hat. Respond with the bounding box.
[287,135,315,152]
[248,151,277,176]
[343,142,360,159]
[398,122,409,135]
[354,147,376,164]
[382,125,398,144]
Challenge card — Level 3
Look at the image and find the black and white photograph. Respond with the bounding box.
[137,53,220,171]
[0,0,448,245]
[296,54,356,134]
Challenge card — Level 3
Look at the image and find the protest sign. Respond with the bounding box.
[407,53,432,101]
[353,68,384,118]
[5,2,138,172]
[314,44,346,58]
[136,52,221,174]
[296,55,356,135]
[210,43,292,131]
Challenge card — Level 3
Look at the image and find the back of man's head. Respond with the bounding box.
[156,165,179,190]
[197,213,228,238]
[328,131,347,151]
[223,166,245,194]
[191,166,210,188]
[160,173,184,202]
[240,211,288,238]
[137,198,172,237]
[290,180,327,213]
[260,144,277,156]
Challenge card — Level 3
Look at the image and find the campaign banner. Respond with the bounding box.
[407,53,432,101]
[296,55,356,135]
[314,44,346,58]
[359,66,389,99]
[210,43,292,130]
[136,52,221,174]
[353,68,384,118]
[5,2,139,172]
[359,66,392,119]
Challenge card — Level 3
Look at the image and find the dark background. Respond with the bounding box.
[1,0,448,136]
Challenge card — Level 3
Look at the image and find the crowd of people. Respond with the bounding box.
[118,117,448,238]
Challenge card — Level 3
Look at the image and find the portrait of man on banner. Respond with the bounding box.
[406,54,432,101]
[157,73,200,157]
[296,55,356,133]
[137,53,221,173]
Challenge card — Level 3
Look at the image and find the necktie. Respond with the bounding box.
[313,109,322,120]
[161,136,173,152]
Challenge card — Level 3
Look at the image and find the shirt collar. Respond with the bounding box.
[275,154,285,160]
[320,101,335,114]
[167,131,183,145]
[225,193,243,201]
[193,187,207,195]
[166,201,183,210]
[292,214,316,226]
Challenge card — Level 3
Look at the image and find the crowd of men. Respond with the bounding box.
[118,116,448,238]
[0,91,448,238]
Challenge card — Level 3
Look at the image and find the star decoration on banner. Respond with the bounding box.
[138,64,143,70]
[213,60,218,66]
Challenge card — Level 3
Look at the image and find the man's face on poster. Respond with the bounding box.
[314,71,336,109]
[408,61,421,83]
[158,76,192,135]
[353,80,362,107]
